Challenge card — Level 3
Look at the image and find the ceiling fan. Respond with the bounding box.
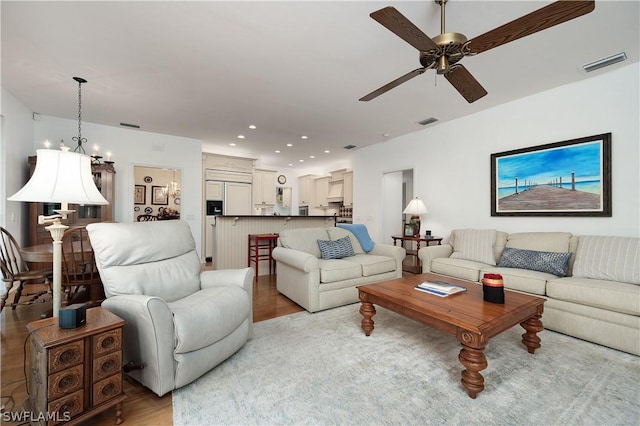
[360,0,595,103]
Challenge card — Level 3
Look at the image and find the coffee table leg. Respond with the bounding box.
[359,302,376,336]
[457,331,488,399]
[521,312,543,354]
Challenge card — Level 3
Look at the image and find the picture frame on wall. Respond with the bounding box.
[134,185,146,205]
[152,186,169,205]
[491,133,611,217]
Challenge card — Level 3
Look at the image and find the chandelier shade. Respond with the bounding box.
[8,149,108,205]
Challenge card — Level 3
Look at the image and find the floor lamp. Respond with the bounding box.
[403,197,429,237]
[8,147,108,317]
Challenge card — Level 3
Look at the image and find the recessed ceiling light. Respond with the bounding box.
[249,125,256,129]
[383,133,390,137]
[299,159,304,162]
[288,163,293,166]
[237,135,245,139]
[229,143,236,147]
[301,135,308,139]
[275,150,281,153]
[309,155,315,159]
[324,150,330,154]
[286,143,293,147]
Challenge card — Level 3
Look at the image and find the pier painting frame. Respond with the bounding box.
[491,133,611,217]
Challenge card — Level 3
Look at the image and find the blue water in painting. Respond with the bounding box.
[498,180,601,199]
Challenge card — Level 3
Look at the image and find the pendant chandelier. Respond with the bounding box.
[68,76,114,165]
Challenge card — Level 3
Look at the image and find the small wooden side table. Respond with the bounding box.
[391,235,443,274]
[25,307,126,425]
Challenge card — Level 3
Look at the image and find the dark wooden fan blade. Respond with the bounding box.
[360,68,426,101]
[444,65,487,103]
[466,0,595,55]
[370,7,439,52]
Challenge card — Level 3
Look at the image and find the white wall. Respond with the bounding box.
[1,88,36,245]
[0,113,203,256]
[354,63,640,242]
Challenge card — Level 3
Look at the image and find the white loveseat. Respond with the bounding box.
[272,226,405,313]
[418,229,640,355]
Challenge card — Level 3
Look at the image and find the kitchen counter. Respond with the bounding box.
[209,215,336,273]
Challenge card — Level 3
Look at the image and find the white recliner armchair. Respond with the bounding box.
[87,220,253,396]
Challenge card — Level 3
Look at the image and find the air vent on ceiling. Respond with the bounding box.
[418,117,438,126]
[583,52,627,73]
[120,122,141,129]
[344,144,357,150]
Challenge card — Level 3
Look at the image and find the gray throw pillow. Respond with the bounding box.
[317,236,355,260]
[498,247,571,277]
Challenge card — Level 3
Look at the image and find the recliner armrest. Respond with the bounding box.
[272,246,319,272]
[200,267,254,291]
[418,244,454,273]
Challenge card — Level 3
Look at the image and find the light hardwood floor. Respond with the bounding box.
[0,274,302,426]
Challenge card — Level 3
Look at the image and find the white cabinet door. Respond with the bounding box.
[314,177,330,207]
[253,170,276,205]
[226,182,253,215]
[343,172,353,206]
[205,181,224,200]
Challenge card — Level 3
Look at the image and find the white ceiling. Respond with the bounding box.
[2,1,638,171]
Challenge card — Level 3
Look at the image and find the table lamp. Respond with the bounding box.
[7,147,108,317]
[403,197,429,237]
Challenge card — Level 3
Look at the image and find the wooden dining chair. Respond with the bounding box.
[61,226,104,307]
[0,226,52,312]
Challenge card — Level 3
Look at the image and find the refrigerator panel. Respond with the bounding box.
[225,182,252,215]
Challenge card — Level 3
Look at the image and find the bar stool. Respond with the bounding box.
[247,233,279,282]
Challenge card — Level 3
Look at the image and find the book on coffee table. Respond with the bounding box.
[415,280,467,297]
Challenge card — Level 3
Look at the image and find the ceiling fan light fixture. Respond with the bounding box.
[582,52,627,73]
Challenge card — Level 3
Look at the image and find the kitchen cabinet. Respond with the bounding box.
[343,171,353,206]
[298,174,319,206]
[314,177,330,208]
[28,156,115,246]
[253,170,276,206]
[205,181,224,200]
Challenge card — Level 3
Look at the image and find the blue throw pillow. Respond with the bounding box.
[317,236,355,260]
[498,247,571,277]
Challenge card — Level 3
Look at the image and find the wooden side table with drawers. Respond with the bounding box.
[24,307,126,425]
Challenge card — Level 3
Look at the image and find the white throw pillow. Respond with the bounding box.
[450,229,497,265]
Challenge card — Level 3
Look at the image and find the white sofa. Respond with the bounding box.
[418,229,640,356]
[272,226,405,313]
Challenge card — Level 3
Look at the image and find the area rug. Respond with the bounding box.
[173,303,639,425]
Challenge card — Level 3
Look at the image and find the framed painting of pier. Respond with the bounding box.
[491,133,611,217]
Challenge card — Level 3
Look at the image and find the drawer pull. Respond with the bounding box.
[101,359,117,374]
[58,374,79,391]
[101,336,115,349]
[101,382,116,397]
[59,348,80,364]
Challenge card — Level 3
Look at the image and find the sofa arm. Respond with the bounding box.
[272,246,319,272]
[418,244,453,273]
[101,295,176,396]
[370,243,406,261]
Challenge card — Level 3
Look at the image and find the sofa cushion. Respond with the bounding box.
[572,236,640,285]
[547,276,640,316]
[498,247,571,277]
[279,228,329,258]
[450,229,497,265]
[327,227,365,254]
[431,258,484,282]
[169,285,250,354]
[318,259,362,283]
[317,236,356,260]
[348,254,396,277]
[481,266,551,295]
[506,232,573,252]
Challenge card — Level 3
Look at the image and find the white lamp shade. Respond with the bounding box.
[403,197,429,215]
[8,149,108,204]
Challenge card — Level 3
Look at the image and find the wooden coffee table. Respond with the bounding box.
[357,272,545,399]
